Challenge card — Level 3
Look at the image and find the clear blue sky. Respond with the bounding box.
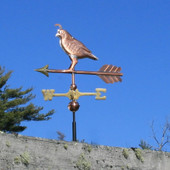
[1,0,170,150]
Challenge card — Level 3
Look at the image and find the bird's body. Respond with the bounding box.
[55,24,98,71]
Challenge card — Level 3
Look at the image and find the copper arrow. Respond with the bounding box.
[35,64,123,84]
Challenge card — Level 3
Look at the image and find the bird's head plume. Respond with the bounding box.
[55,24,64,38]
[55,24,62,29]
[55,24,72,39]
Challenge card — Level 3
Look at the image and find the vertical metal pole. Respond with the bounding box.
[71,72,77,90]
[71,72,77,141]
[72,111,77,141]
[72,73,75,86]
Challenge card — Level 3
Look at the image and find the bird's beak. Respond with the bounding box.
[55,33,60,37]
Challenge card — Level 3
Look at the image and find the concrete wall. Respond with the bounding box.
[0,132,170,170]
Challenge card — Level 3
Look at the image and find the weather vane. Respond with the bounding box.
[35,24,123,141]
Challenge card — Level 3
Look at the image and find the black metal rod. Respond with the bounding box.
[72,111,77,141]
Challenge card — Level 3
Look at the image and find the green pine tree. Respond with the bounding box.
[0,66,54,133]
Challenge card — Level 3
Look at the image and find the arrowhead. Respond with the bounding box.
[34,65,49,77]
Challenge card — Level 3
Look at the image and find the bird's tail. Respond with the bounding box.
[90,54,98,60]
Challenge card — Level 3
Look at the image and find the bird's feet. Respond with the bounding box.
[67,58,78,72]
[64,68,75,72]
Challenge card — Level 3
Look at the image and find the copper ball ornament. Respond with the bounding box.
[70,84,77,90]
[68,101,80,112]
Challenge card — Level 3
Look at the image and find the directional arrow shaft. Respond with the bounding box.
[47,69,123,76]
[42,88,106,101]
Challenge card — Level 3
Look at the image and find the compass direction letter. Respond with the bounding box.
[95,88,107,100]
[42,89,55,101]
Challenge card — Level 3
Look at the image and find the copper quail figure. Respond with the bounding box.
[55,24,98,71]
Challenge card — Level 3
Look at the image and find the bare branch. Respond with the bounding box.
[151,121,160,146]
[151,119,170,151]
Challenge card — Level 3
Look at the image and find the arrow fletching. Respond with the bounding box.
[99,64,122,84]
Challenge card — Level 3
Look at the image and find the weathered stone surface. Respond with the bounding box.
[0,132,170,170]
